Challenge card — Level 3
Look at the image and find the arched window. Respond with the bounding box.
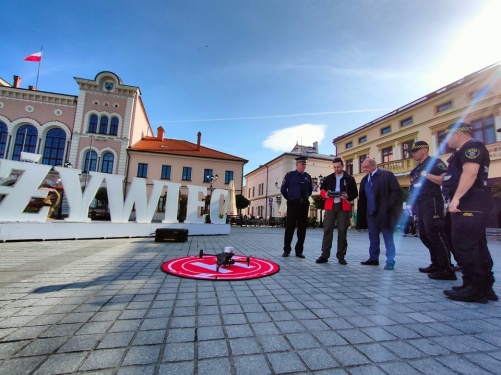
[0,122,7,159]
[101,152,114,174]
[42,128,66,166]
[12,125,38,161]
[88,114,98,133]
[109,117,119,135]
[99,116,108,134]
[83,150,98,172]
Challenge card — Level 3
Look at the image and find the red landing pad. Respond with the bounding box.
[161,254,280,280]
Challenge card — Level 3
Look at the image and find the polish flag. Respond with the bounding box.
[24,52,43,62]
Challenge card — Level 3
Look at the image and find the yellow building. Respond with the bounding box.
[333,63,501,192]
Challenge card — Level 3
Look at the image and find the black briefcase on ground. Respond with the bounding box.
[154,229,189,242]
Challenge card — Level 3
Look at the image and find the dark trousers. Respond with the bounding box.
[450,188,494,289]
[416,196,452,271]
[283,200,309,255]
[321,203,351,260]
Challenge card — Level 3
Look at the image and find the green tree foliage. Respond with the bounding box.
[95,187,108,208]
[311,194,324,210]
[236,194,250,210]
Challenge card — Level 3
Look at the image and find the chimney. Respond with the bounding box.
[313,141,318,153]
[157,126,164,140]
[197,132,201,151]
[28,85,37,91]
[13,75,22,88]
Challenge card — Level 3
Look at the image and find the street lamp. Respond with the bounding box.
[207,174,218,192]
[204,174,218,217]
[57,162,72,219]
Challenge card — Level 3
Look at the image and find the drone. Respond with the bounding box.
[198,248,251,273]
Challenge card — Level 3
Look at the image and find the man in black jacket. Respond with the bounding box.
[316,158,358,264]
[357,158,401,270]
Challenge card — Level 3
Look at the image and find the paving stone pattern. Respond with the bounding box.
[0,227,500,374]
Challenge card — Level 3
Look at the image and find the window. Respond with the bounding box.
[83,150,98,172]
[0,122,8,159]
[382,147,393,163]
[400,117,413,127]
[472,115,495,145]
[42,128,66,166]
[258,183,264,196]
[345,159,353,175]
[359,136,367,143]
[402,140,414,157]
[204,169,214,183]
[437,101,452,113]
[346,141,353,149]
[109,117,119,135]
[248,188,251,198]
[99,116,109,134]
[101,152,114,174]
[161,165,171,179]
[438,130,454,155]
[359,154,368,172]
[252,186,255,197]
[88,114,98,133]
[381,126,391,135]
[182,167,192,181]
[137,163,148,178]
[12,125,37,161]
[225,171,234,184]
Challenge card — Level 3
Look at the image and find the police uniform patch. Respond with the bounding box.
[437,161,447,170]
[465,148,480,159]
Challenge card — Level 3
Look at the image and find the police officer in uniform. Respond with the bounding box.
[442,122,497,303]
[408,141,455,280]
[280,156,313,258]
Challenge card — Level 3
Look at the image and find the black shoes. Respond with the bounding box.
[281,252,289,257]
[486,287,499,301]
[338,258,347,265]
[443,285,488,303]
[419,265,437,273]
[361,259,379,266]
[316,257,328,264]
[296,254,305,259]
[452,285,498,301]
[428,269,457,280]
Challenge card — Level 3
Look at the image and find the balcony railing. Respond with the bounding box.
[378,158,416,174]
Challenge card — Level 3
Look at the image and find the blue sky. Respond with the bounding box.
[3,0,501,175]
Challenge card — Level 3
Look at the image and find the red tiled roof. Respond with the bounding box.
[129,137,248,163]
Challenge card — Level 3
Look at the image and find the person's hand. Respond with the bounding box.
[340,192,348,200]
[448,197,461,213]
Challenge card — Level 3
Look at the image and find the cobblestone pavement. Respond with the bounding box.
[0,226,500,375]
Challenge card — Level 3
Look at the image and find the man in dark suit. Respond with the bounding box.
[357,158,401,270]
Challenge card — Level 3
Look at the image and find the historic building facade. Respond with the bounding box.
[244,143,334,219]
[0,71,247,219]
[333,63,501,189]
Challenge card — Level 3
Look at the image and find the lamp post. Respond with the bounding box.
[57,162,72,219]
[204,174,218,216]
[208,174,218,192]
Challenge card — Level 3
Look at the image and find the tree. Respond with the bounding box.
[95,187,109,209]
[311,195,324,210]
[236,194,250,212]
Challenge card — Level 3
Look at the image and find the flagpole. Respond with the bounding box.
[35,46,43,89]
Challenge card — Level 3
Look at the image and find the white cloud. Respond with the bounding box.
[262,124,326,152]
